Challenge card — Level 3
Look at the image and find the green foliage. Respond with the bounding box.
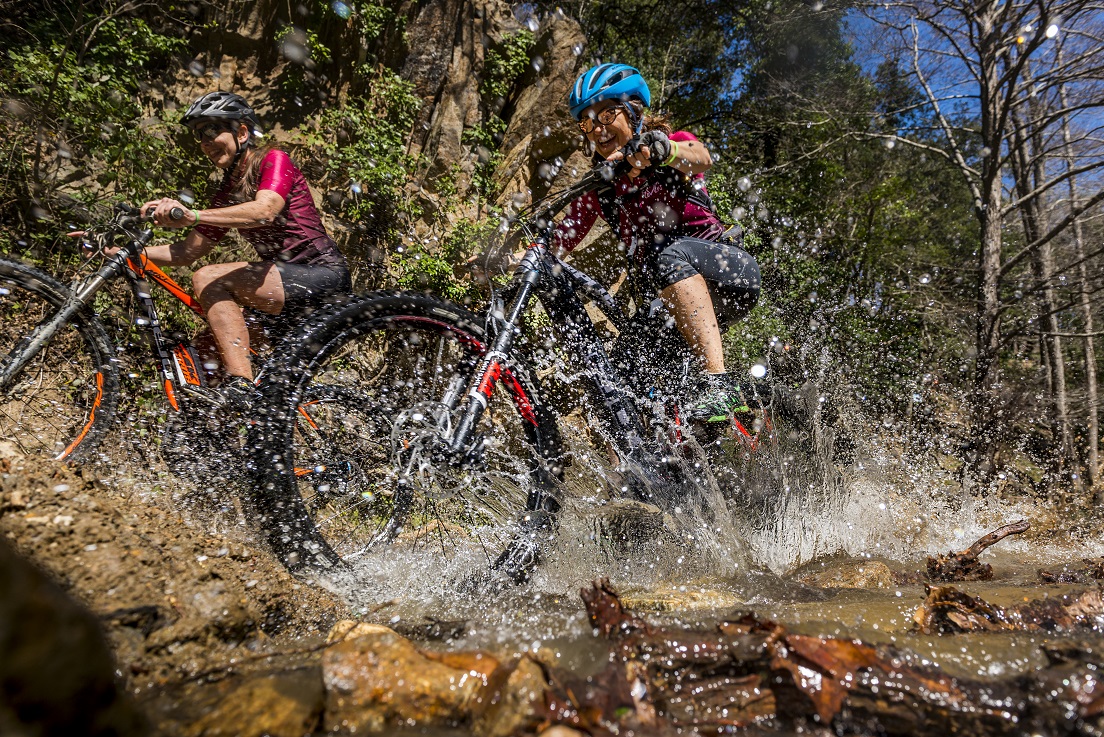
[480,30,536,102]
[274,26,333,95]
[394,217,497,302]
[0,3,207,257]
[464,29,535,199]
[298,67,422,232]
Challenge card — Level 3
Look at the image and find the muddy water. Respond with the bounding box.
[301,428,1104,692]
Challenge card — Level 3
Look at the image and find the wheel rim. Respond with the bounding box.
[287,316,538,563]
[0,274,108,461]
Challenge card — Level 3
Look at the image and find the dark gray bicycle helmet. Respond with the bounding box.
[181,91,261,133]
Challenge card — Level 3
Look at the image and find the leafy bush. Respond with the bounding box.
[0,5,207,250]
[299,67,422,232]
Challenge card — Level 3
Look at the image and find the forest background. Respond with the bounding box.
[2,0,1103,502]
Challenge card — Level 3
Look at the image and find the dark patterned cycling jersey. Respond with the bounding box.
[553,130,725,257]
[195,149,345,266]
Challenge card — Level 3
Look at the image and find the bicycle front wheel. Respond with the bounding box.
[0,257,120,463]
[251,292,564,572]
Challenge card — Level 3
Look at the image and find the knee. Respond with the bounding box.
[192,266,230,303]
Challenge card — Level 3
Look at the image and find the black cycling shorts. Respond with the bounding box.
[246,261,352,342]
[274,261,352,310]
[652,237,761,327]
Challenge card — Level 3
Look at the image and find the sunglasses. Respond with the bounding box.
[191,122,232,143]
[578,106,623,134]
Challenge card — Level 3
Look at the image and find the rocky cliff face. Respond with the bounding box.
[179,0,590,237]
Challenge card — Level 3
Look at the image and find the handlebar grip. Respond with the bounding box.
[169,207,186,221]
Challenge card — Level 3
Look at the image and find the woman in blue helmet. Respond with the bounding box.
[558,63,761,422]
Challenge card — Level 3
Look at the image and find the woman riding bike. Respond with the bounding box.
[554,64,761,423]
[139,91,351,408]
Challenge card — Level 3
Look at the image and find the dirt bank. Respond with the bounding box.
[0,456,347,695]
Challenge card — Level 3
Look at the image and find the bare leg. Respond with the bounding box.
[193,262,285,381]
[659,273,725,374]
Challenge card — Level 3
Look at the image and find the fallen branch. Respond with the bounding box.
[561,579,1104,735]
[926,519,1030,582]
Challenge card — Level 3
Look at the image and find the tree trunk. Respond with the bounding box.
[1059,74,1100,493]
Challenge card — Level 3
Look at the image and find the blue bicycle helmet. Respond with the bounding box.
[569,63,651,120]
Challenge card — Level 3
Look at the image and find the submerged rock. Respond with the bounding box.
[790,556,898,589]
[620,585,743,612]
[322,624,498,733]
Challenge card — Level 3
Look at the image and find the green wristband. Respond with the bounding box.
[663,140,680,167]
[191,209,200,226]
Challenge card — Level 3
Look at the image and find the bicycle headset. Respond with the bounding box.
[570,63,650,136]
[181,91,262,186]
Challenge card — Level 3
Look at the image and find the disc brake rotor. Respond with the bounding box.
[390,401,484,500]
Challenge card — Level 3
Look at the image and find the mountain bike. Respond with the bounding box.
[248,161,823,581]
[0,205,209,462]
[0,204,292,490]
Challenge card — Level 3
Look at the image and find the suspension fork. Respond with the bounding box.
[539,284,651,455]
[446,252,542,455]
[0,235,150,388]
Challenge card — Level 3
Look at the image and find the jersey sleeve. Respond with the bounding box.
[256,149,296,200]
[553,191,601,253]
[669,130,699,144]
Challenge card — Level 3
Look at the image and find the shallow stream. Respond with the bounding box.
[301,429,1104,690]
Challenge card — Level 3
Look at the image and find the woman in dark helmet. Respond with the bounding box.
[557,63,762,422]
[139,91,350,407]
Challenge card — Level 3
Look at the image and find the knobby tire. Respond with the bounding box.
[249,292,564,572]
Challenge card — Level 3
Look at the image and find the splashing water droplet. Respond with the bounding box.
[737,176,752,192]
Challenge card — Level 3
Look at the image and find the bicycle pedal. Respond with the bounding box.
[178,384,227,408]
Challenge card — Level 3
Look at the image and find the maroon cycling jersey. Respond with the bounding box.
[554,131,725,256]
[195,149,345,266]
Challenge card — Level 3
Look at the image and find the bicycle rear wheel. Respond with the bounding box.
[0,258,120,463]
[250,292,563,572]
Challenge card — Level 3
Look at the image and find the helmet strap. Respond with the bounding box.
[623,101,645,136]
[218,126,253,191]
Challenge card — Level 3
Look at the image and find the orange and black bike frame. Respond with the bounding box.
[124,254,206,411]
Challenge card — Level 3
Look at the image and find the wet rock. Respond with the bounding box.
[620,585,743,612]
[470,655,549,737]
[151,666,322,737]
[590,499,681,558]
[0,460,344,687]
[790,556,897,589]
[538,727,588,737]
[0,534,149,736]
[321,625,497,732]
